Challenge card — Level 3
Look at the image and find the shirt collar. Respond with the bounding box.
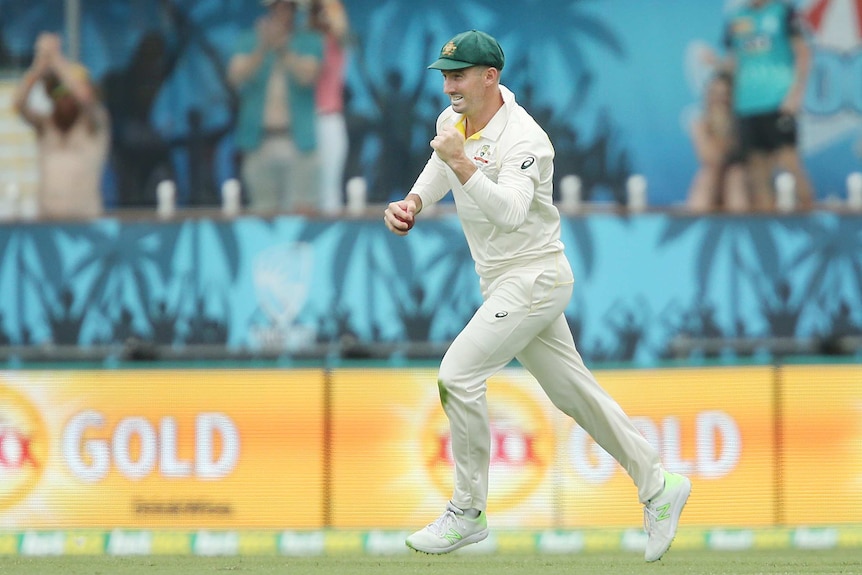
[453,84,514,141]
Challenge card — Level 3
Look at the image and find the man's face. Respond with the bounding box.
[441,66,490,116]
[270,1,297,27]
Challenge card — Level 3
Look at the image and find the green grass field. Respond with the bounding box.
[0,549,858,575]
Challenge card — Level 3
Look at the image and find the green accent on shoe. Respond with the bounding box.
[405,502,489,555]
[655,503,671,521]
[643,472,692,562]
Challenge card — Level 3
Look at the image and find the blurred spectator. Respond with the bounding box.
[0,29,15,69]
[12,32,110,220]
[341,86,374,189]
[181,107,231,206]
[228,0,323,213]
[722,0,814,211]
[0,312,10,346]
[355,31,435,203]
[102,32,177,208]
[686,72,748,213]
[310,0,350,215]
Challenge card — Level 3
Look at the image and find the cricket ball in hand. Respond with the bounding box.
[396,213,414,231]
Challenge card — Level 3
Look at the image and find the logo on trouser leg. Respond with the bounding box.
[422,380,552,512]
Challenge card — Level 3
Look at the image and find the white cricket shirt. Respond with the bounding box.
[409,84,565,280]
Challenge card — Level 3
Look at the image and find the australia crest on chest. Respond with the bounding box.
[469,142,495,169]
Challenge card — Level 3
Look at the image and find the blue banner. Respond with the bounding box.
[0,213,860,364]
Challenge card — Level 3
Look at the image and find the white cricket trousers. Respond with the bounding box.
[438,252,664,512]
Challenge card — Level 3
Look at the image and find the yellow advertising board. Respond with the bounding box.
[781,364,862,525]
[556,367,776,527]
[0,364,857,532]
[0,370,324,528]
[329,368,562,529]
[329,366,777,529]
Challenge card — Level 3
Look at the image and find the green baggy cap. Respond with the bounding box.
[428,30,505,71]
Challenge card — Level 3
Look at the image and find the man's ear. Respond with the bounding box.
[484,66,499,85]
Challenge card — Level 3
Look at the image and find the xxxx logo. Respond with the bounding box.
[421,377,552,511]
[0,385,47,511]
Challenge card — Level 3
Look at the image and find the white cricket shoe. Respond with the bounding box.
[405,502,489,554]
[643,471,691,562]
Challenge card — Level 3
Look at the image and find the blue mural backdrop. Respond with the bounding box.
[0,213,860,364]
[1,1,861,364]
[1,0,859,207]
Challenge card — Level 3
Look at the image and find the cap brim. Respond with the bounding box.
[427,58,476,71]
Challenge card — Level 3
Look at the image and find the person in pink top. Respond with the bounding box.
[310,0,350,215]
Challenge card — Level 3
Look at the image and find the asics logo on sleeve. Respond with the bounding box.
[520,157,535,169]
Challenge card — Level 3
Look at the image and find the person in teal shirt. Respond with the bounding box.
[228,0,324,213]
[723,0,814,211]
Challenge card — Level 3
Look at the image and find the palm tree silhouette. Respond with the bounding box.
[346,0,487,54]
[1,226,96,344]
[170,219,240,345]
[560,215,597,278]
[786,214,862,310]
[490,0,624,110]
[0,227,101,345]
[656,215,835,349]
[420,219,484,336]
[3,221,242,348]
[491,2,629,203]
[63,222,183,321]
[660,215,783,292]
[313,215,479,347]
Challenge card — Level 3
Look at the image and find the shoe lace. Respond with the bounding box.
[643,505,658,534]
[427,502,464,537]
